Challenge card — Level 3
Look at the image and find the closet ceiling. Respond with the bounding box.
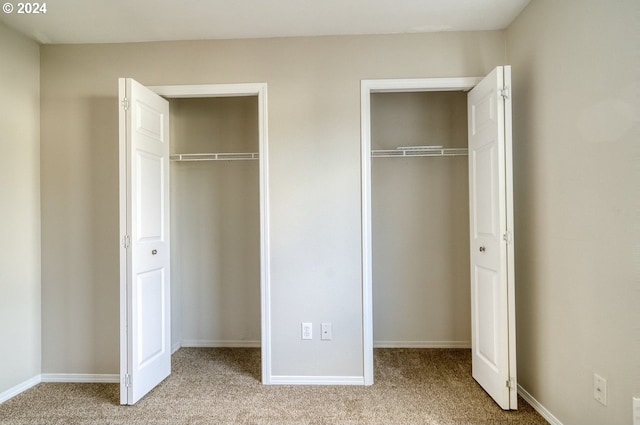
[1,0,530,44]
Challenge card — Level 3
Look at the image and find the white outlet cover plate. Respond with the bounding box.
[321,323,332,340]
[593,373,607,406]
[301,322,312,340]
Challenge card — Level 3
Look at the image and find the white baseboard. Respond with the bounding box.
[518,384,564,425]
[180,340,261,348]
[40,374,119,383]
[269,375,365,385]
[0,375,41,404]
[0,373,119,405]
[374,340,471,349]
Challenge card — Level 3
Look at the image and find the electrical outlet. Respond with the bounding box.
[321,323,332,340]
[594,373,607,406]
[633,397,640,425]
[301,322,312,340]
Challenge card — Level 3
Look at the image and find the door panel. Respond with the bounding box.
[468,66,516,410]
[135,269,166,367]
[475,266,498,369]
[136,152,164,241]
[472,143,498,237]
[136,101,165,140]
[120,77,171,405]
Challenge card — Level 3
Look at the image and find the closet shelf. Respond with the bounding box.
[171,153,259,161]
[372,146,468,158]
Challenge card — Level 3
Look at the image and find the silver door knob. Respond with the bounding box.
[152,249,157,255]
[479,246,486,252]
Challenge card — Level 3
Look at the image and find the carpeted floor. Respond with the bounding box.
[0,348,548,425]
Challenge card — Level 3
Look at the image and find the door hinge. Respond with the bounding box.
[506,377,516,390]
[121,98,129,111]
[500,86,510,100]
[122,235,131,249]
[124,374,132,388]
[503,231,512,244]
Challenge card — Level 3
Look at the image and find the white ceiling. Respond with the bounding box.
[0,0,530,44]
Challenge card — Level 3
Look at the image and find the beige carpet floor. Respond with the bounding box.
[0,348,548,425]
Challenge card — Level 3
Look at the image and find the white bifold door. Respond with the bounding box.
[119,78,171,405]
[467,66,516,409]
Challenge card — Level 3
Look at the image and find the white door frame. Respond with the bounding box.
[120,82,272,388]
[360,77,481,385]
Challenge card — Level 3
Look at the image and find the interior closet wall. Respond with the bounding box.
[371,91,471,346]
[169,97,261,349]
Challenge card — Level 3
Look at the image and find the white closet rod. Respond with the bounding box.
[170,153,259,161]
[372,145,468,158]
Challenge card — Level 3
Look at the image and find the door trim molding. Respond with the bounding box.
[360,77,480,385]
[151,83,272,385]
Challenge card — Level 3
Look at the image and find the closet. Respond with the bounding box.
[370,90,471,349]
[119,79,271,405]
[362,69,516,409]
[169,96,261,351]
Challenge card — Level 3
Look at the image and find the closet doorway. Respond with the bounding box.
[360,68,517,410]
[370,90,471,348]
[118,80,271,405]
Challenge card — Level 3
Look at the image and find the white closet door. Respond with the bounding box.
[119,78,171,405]
[468,66,517,410]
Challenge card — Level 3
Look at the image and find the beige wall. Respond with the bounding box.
[169,97,261,348]
[0,23,41,394]
[507,1,640,423]
[371,92,470,346]
[39,31,505,377]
